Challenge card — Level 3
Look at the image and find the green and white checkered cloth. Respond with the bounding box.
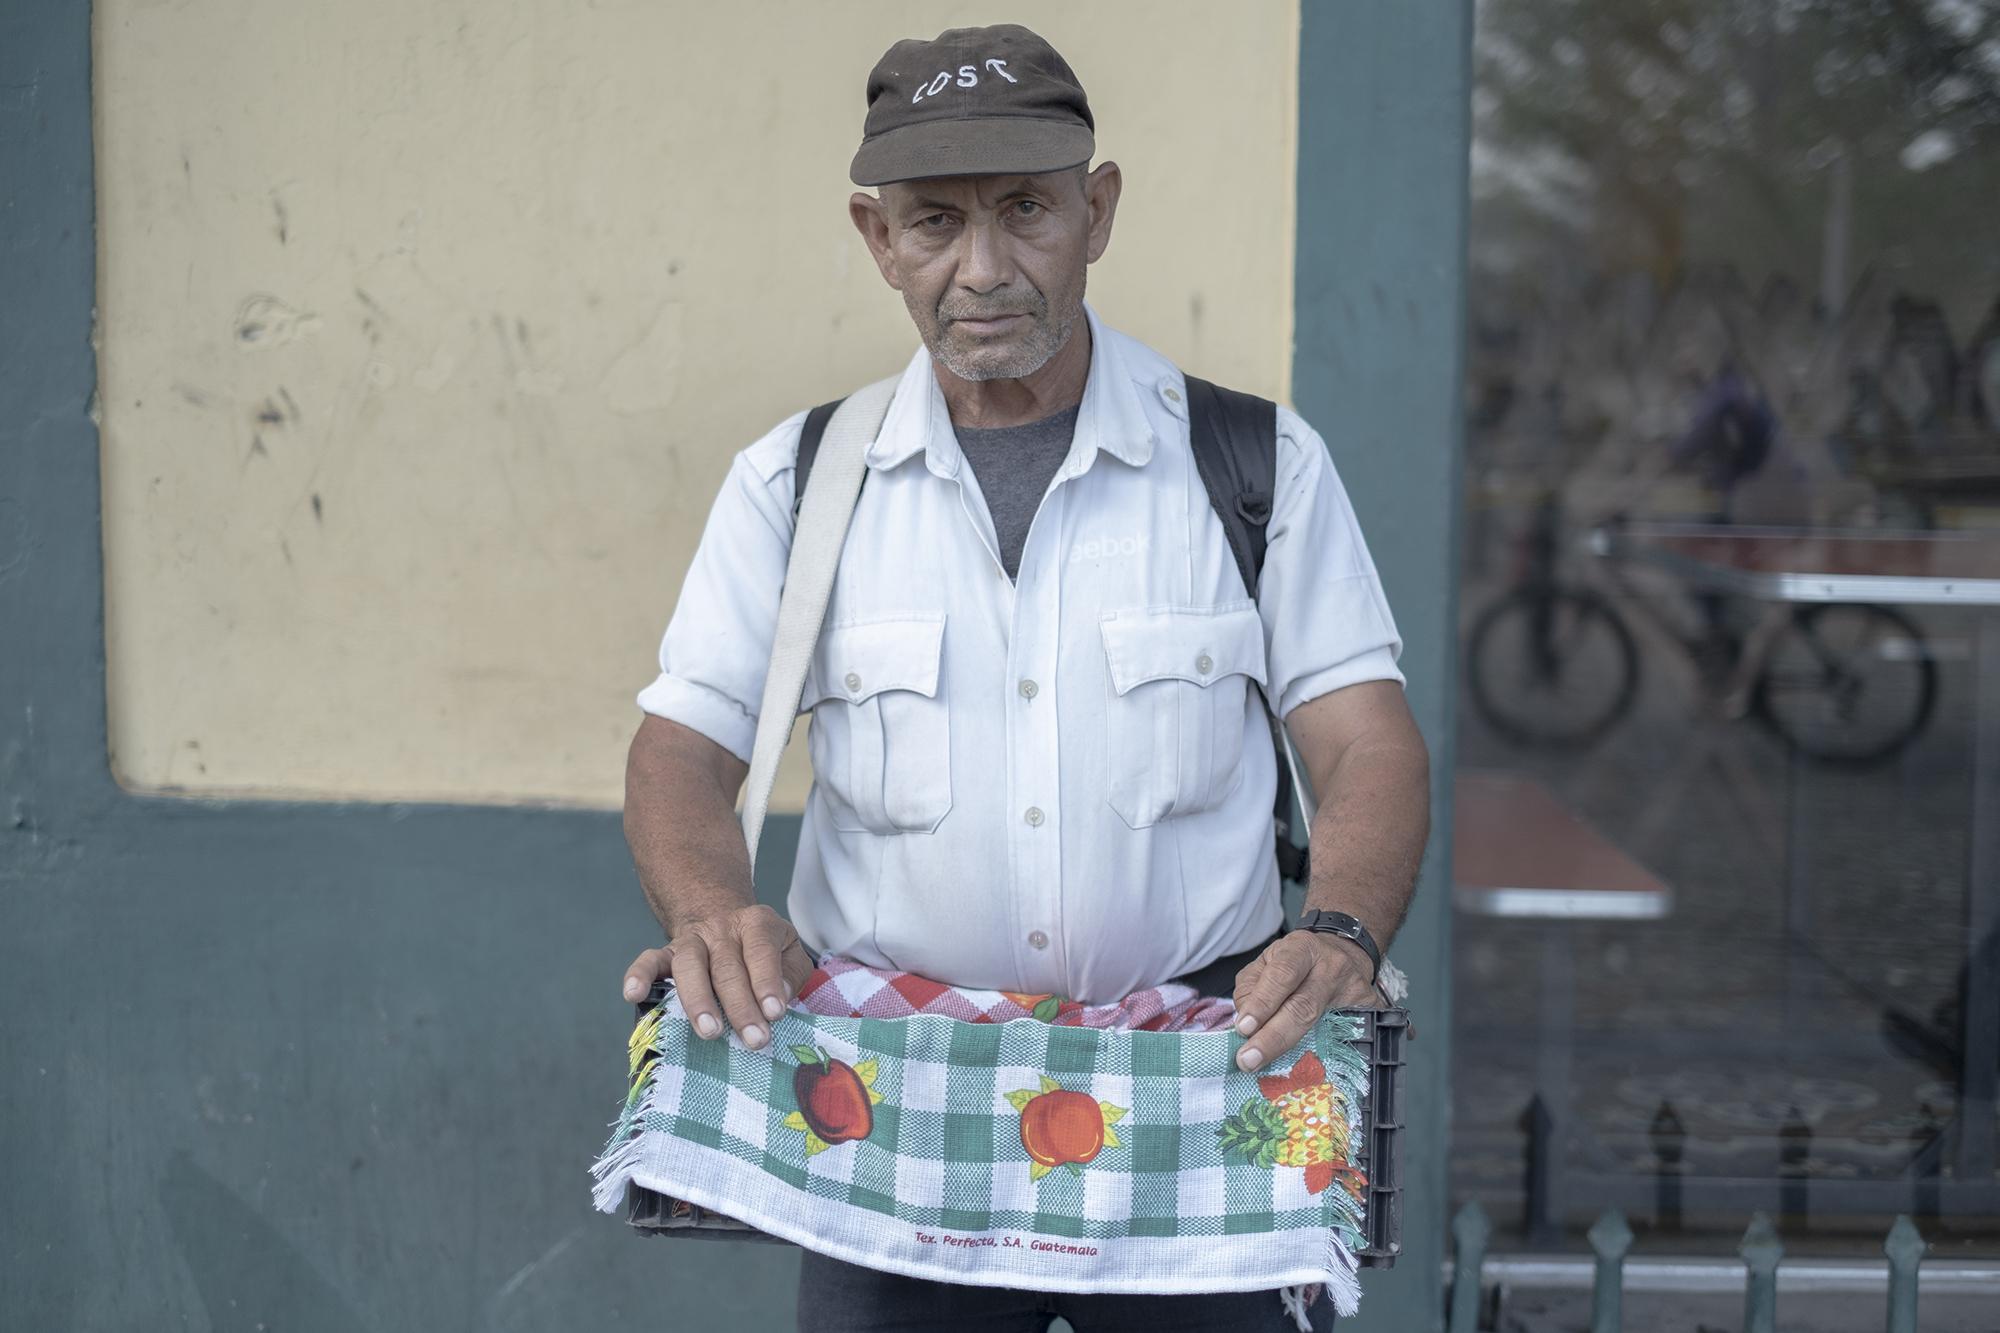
[592,988,1371,1315]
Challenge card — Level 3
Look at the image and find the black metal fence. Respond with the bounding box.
[1447,1201,1928,1333]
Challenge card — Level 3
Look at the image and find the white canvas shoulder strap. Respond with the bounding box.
[739,376,899,871]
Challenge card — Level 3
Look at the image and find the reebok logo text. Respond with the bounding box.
[1069,533,1151,563]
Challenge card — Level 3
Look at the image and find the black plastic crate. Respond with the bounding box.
[1352,1006,1406,1267]
[621,985,1406,1268]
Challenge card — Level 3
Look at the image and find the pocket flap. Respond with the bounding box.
[1100,604,1268,696]
[804,616,946,707]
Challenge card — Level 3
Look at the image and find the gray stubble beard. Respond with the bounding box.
[913,277,1086,383]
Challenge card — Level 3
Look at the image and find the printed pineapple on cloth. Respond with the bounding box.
[591,965,1373,1316]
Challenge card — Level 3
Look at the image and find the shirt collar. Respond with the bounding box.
[864,303,1158,477]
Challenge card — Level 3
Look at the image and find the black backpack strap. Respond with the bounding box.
[791,396,848,521]
[1183,375,1278,597]
[1182,375,1309,887]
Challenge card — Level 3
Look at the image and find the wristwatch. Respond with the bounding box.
[1295,910,1381,984]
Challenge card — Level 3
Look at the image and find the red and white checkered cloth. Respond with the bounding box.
[793,957,1239,1033]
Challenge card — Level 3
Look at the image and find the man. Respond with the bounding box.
[618,24,1429,1331]
[1668,356,1777,522]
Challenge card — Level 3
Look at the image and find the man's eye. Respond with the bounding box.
[919,214,954,230]
[1013,200,1041,218]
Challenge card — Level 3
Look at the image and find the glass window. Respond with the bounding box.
[1455,0,2000,1259]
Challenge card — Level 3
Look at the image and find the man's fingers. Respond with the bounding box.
[670,936,725,1041]
[1229,956,1264,1012]
[1241,987,1327,1072]
[621,947,672,1003]
[653,908,809,1048]
[1234,939,1313,1038]
[1234,939,1330,1072]
[704,934,770,1049]
[740,923,792,1023]
[781,940,816,998]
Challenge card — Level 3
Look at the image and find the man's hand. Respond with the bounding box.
[620,719,812,1048]
[620,904,815,1050]
[1230,931,1381,1071]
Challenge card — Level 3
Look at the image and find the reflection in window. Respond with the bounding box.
[1454,0,2000,1259]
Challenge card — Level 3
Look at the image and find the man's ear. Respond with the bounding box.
[1082,162,1122,265]
[848,192,903,291]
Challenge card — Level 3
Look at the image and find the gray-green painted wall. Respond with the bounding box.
[1293,3,1472,1328]
[3,11,804,1324]
[1,2,1466,1327]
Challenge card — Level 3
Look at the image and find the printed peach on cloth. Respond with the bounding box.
[590,961,1373,1319]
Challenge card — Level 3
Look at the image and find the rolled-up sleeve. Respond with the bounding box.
[634,413,803,764]
[1259,406,1405,719]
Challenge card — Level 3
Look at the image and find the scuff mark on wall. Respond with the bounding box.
[0,500,23,584]
[394,207,422,256]
[235,294,321,349]
[0,72,40,114]
[493,313,564,397]
[412,346,458,393]
[354,287,388,345]
[599,300,683,415]
[159,1152,377,1333]
[485,1227,583,1320]
[411,316,472,394]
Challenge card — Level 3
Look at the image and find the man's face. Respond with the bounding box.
[850,165,1121,382]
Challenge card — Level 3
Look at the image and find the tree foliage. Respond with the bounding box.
[1475,0,2000,321]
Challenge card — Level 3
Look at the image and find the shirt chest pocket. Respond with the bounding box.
[802,615,952,835]
[1100,604,1269,830]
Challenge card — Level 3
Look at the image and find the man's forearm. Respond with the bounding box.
[1228,707,1430,1067]
[1300,733,1430,955]
[623,720,756,937]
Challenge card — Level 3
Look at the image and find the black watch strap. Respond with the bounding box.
[1295,910,1381,983]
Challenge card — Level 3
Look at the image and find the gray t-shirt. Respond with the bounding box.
[953,403,1080,580]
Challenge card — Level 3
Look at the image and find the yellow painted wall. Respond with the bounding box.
[95,0,1300,809]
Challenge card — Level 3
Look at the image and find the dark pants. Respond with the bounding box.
[1168,933,1276,1001]
[796,1250,1336,1333]
[794,934,1338,1333]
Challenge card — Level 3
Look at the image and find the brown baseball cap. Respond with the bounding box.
[850,24,1095,187]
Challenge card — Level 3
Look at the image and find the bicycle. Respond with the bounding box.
[1464,498,1938,766]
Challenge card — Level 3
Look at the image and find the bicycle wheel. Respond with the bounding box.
[1466,585,1640,748]
[1755,603,1937,766]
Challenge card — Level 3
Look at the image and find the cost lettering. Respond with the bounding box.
[912,58,1018,103]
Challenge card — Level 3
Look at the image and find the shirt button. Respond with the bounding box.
[1018,678,1039,700]
[1196,653,1214,675]
[1024,806,1045,827]
[843,671,862,693]
[1027,930,1049,950]
[1164,386,1182,403]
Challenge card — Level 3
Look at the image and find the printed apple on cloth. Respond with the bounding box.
[591,962,1373,1318]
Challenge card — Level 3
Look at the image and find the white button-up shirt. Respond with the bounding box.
[638,306,1403,1003]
